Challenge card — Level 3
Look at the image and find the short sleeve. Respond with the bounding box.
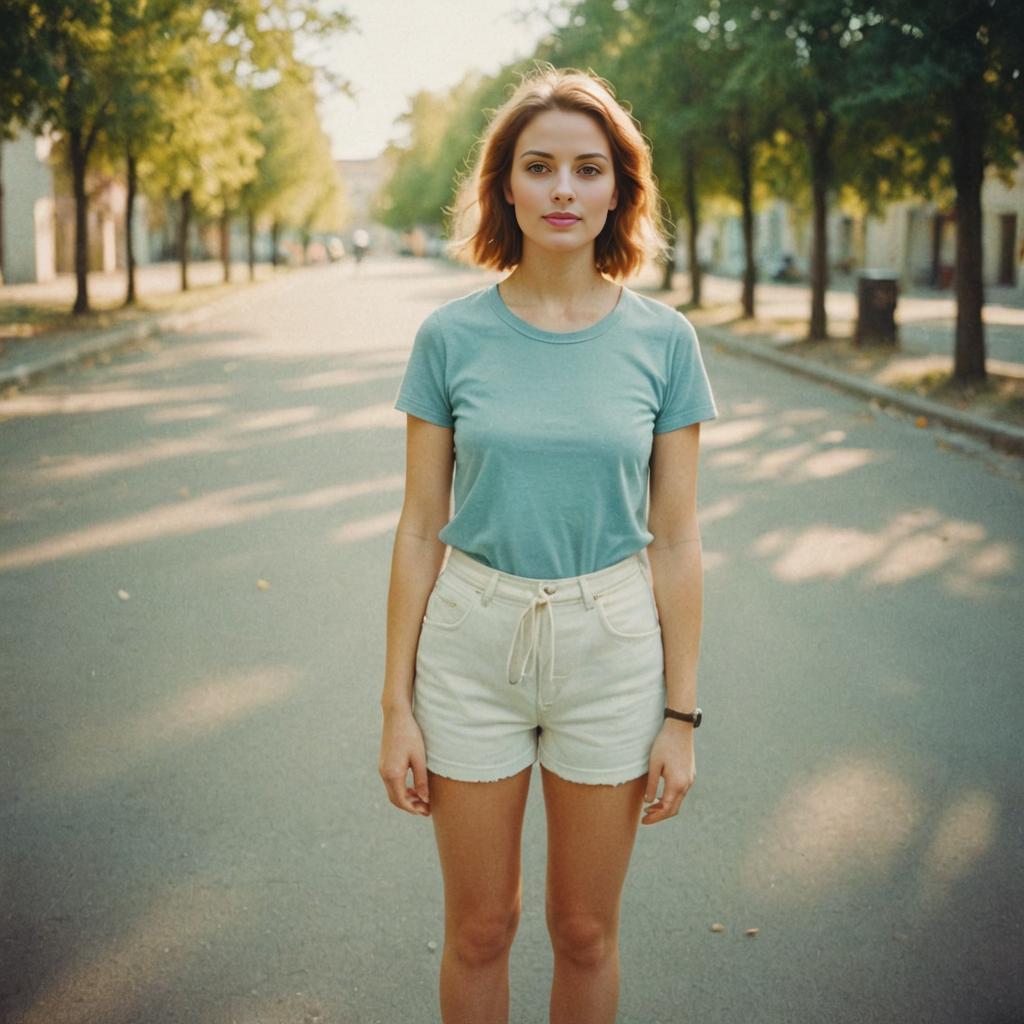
[653,318,718,434]
[394,311,454,428]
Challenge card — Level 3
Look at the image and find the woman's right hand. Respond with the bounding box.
[378,708,431,816]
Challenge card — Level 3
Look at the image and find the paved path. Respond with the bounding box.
[665,271,1024,370]
[1,259,1022,1023]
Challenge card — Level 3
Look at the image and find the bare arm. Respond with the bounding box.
[642,422,705,824]
[378,413,454,814]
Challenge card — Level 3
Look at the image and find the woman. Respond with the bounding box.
[379,63,718,1024]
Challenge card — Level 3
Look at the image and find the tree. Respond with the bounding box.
[138,28,262,290]
[699,0,792,317]
[0,1,127,312]
[743,0,889,340]
[531,0,735,303]
[851,0,1024,382]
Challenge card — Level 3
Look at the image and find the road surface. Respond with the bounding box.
[1,258,1021,1023]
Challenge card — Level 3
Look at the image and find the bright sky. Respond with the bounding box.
[319,0,553,161]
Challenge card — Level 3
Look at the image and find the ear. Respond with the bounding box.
[609,185,618,211]
[503,176,514,205]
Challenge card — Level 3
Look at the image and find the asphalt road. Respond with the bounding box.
[1,258,1022,1024]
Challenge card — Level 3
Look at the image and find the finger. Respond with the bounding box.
[381,768,418,814]
[411,755,430,805]
[405,786,431,816]
[640,806,665,825]
[661,786,682,817]
[643,762,661,805]
[640,797,665,822]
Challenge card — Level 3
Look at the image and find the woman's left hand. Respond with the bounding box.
[641,723,696,825]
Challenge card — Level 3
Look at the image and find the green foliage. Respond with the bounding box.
[0,0,355,231]
[137,29,263,216]
[835,0,1024,201]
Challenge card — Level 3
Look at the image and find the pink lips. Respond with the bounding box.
[544,214,580,226]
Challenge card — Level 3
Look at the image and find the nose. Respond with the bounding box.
[551,167,575,202]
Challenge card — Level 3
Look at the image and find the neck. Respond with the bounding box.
[502,244,613,307]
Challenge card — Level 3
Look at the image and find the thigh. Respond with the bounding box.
[429,766,533,919]
[541,766,646,926]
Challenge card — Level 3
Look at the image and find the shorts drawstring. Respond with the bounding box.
[506,582,558,706]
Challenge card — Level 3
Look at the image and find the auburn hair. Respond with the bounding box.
[447,63,670,281]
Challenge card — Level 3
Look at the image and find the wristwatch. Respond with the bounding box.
[664,706,702,727]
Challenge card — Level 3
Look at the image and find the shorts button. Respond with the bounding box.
[543,584,557,594]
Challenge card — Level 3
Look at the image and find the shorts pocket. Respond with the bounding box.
[422,572,476,630]
[594,569,661,641]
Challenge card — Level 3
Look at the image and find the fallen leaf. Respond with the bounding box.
[915,415,928,428]
[426,940,438,952]
[179,486,191,499]
[745,927,759,938]
[710,923,725,933]
[256,579,271,591]
[117,589,131,601]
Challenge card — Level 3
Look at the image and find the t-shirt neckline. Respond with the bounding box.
[487,281,628,344]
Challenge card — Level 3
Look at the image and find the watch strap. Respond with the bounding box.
[664,706,702,727]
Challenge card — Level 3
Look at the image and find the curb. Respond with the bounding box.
[0,267,298,391]
[701,326,1024,458]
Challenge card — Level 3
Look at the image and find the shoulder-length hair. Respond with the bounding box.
[446,62,670,281]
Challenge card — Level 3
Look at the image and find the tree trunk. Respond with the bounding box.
[950,79,987,383]
[271,221,280,267]
[220,207,230,284]
[807,116,834,341]
[179,189,191,291]
[70,125,91,315]
[738,139,756,319]
[660,252,674,291]
[124,145,137,307]
[0,141,6,284]
[247,207,256,281]
[683,145,701,306]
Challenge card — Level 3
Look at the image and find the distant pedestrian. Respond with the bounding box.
[379,62,718,1024]
[352,228,370,268]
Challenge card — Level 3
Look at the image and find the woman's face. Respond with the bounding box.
[502,108,619,259]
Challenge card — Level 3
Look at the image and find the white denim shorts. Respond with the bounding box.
[412,546,666,786]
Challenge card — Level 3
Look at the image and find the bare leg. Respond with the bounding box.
[541,766,646,1024]
[429,766,532,1024]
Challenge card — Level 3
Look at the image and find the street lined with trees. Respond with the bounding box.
[377,0,1023,383]
[0,0,354,314]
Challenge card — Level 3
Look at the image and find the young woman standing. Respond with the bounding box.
[380,64,718,1024]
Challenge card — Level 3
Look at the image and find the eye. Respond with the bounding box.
[579,165,602,176]
[526,162,548,173]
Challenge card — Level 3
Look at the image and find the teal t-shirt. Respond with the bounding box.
[394,281,718,579]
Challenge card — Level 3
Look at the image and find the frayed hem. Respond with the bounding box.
[538,758,649,787]
[426,756,536,784]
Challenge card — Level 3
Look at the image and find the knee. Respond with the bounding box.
[548,911,616,969]
[448,903,520,968]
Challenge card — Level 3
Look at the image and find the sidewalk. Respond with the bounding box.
[0,260,300,392]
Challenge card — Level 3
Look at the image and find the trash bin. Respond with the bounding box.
[854,270,899,346]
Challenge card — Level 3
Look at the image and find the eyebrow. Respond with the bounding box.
[519,150,609,161]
